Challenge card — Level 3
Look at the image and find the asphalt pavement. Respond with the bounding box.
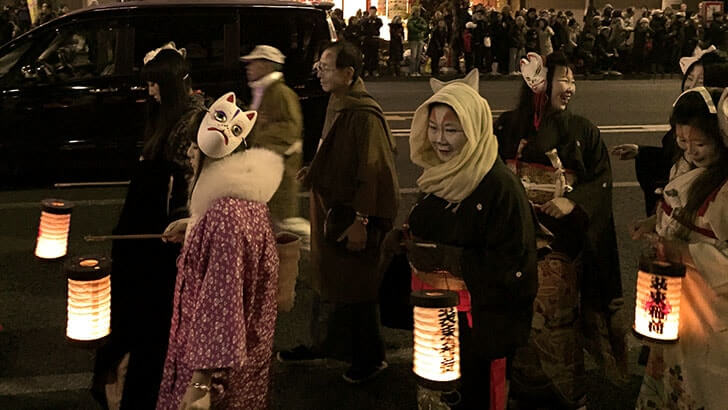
[0,78,681,409]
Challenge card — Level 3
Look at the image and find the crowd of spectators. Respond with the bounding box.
[0,0,72,45]
[330,2,728,77]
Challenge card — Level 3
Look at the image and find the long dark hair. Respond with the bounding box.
[670,87,728,237]
[140,48,191,161]
[510,52,571,135]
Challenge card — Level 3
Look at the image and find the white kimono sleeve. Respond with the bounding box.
[688,186,728,295]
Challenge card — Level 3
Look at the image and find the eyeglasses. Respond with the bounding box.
[314,62,337,74]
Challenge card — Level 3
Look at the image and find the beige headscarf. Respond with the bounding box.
[409,81,498,203]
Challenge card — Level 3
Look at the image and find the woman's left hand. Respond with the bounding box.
[655,237,689,264]
[539,197,576,219]
[178,386,210,410]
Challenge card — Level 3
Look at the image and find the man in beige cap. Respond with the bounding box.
[241,45,305,231]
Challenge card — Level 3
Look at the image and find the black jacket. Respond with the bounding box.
[408,159,538,358]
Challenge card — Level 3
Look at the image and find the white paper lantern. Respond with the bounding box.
[66,256,111,344]
[411,290,460,388]
[633,258,686,342]
[35,199,73,259]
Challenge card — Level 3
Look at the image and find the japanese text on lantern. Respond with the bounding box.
[645,276,672,335]
[438,307,457,373]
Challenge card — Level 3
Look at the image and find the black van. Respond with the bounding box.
[0,0,334,187]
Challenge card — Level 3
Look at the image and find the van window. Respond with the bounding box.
[240,8,330,86]
[132,12,227,83]
[0,21,122,86]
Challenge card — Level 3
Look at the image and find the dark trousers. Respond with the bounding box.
[363,37,380,75]
[311,294,386,369]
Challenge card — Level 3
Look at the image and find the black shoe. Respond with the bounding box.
[276,345,325,363]
[341,361,388,384]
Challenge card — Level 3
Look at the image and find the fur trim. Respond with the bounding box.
[189,148,284,225]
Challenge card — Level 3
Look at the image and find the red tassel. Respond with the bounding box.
[533,93,547,130]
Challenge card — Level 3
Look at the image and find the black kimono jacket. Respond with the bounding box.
[408,159,538,359]
[494,109,622,311]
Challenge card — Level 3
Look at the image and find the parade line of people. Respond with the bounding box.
[86,39,727,410]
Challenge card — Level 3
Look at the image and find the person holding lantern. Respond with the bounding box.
[156,92,283,410]
[92,42,208,410]
[631,86,728,409]
[406,69,538,409]
[494,52,625,408]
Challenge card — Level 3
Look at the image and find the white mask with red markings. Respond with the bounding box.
[197,92,257,158]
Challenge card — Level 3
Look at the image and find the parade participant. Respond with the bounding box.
[240,45,304,230]
[611,45,728,215]
[156,92,283,410]
[632,86,728,409]
[278,41,399,384]
[407,69,538,409]
[495,52,625,408]
[92,42,207,410]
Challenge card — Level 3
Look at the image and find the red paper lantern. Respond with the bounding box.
[633,258,686,343]
[66,256,111,344]
[35,199,73,259]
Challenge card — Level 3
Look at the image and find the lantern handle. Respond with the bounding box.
[84,234,163,242]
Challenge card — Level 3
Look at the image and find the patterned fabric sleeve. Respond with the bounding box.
[182,199,249,370]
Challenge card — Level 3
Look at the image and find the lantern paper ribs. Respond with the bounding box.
[66,257,111,343]
[411,290,460,387]
[35,199,74,259]
[633,258,686,342]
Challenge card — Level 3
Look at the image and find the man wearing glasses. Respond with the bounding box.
[278,41,399,385]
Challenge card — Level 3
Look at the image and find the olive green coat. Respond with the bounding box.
[304,78,399,303]
[247,78,303,221]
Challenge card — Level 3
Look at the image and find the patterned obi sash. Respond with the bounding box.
[507,151,578,205]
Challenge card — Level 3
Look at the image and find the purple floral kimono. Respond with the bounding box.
[156,197,279,410]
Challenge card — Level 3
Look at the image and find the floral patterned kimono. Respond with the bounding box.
[156,148,283,410]
[636,168,728,409]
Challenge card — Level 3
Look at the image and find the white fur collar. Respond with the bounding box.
[188,148,284,227]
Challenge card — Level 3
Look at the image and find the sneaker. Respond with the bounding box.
[276,345,325,363]
[342,361,388,384]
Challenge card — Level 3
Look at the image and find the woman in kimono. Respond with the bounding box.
[156,92,283,410]
[93,42,207,410]
[406,70,538,409]
[494,52,625,408]
[632,87,728,409]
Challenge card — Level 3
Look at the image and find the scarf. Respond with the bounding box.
[248,71,283,110]
[409,82,498,203]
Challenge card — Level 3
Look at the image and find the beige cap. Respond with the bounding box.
[240,45,286,64]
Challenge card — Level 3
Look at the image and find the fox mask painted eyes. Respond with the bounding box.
[197,92,257,158]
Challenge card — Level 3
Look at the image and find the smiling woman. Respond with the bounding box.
[495,52,625,407]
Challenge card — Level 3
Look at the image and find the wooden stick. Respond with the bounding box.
[84,234,162,242]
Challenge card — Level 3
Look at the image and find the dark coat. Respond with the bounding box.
[389,22,404,62]
[495,109,622,311]
[408,159,538,358]
[304,78,399,303]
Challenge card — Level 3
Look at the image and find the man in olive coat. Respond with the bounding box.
[241,45,304,227]
[278,41,399,384]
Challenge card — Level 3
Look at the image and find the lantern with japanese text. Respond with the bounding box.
[35,199,73,259]
[633,258,686,342]
[66,256,111,344]
[411,290,460,388]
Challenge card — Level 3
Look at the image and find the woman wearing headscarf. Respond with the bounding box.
[495,52,624,408]
[407,70,538,409]
[92,42,208,410]
[632,86,728,409]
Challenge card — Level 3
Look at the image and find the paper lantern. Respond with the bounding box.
[66,256,111,344]
[411,290,460,388]
[35,199,74,259]
[633,258,686,342]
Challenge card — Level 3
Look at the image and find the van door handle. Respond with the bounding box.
[89,87,119,94]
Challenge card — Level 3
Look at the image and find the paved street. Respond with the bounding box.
[0,78,680,409]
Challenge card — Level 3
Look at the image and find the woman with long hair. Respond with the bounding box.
[632,87,728,409]
[92,43,207,410]
[495,52,624,408]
